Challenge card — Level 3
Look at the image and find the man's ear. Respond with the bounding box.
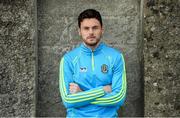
[78,28,81,36]
[102,26,104,34]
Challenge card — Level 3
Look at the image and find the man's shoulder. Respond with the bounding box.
[103,43,123,56]
[103,44,125,64]
[63,45,81,60]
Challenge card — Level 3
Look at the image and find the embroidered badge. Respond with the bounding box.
[80,67,87,72]
[101,64,108,73]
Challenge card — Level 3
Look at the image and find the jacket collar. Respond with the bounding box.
[80,42,104,55]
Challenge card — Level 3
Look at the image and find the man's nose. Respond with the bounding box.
[89,28,94,34]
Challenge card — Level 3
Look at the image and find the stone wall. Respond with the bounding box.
[0,0,37,117]
[0,0,179,117]
[144,0,180,116]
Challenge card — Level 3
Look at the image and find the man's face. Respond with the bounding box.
[79,18,104,47]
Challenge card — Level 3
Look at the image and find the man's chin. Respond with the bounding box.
[85,41,99,47]
[88,44,97,46]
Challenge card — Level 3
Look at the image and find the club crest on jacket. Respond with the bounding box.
[101,64,108,73]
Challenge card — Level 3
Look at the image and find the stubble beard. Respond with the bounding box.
[84,36,101,47]
[85,40,99,46]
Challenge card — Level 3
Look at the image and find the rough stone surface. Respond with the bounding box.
[0,0,37,117]
[144,0,180,117]
[1,0,179,117]
[37,0,143,117]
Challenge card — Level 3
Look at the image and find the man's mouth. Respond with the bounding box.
[88,36,96,39]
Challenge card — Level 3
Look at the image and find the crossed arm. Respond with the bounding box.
[59,54,126,108]
[69,83,112,94]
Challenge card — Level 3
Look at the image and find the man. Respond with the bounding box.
[59,9,127,117]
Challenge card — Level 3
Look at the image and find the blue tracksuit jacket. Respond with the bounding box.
[59,42,127,117]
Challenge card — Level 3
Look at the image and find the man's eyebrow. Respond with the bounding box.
[83,25,99,28]
[92,26,99,28]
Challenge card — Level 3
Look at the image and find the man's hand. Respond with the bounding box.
[103,85,112,93]
[69,83,82,94]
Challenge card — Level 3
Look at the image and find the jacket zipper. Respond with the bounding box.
[91,51,95,71]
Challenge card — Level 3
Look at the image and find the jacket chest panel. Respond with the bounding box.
[73,55,113,88]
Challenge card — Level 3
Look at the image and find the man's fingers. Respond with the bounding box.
[103,85,112,93]
[69,83,78,94]
[69,85,76,90]
[69,83,82,94]
[69,89,76,94]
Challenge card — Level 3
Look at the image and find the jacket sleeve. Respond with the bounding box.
[59,55,105,108]
[91,53,127,106]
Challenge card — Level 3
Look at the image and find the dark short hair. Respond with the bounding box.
[78,9,103,28]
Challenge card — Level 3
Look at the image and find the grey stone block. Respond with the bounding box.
[144,0,180,116]
[0,0,37,117]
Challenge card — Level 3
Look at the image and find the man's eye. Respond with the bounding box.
[93,27,99,30]
[84,27,89,30]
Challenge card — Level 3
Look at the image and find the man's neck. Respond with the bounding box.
[84,41,101,51]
